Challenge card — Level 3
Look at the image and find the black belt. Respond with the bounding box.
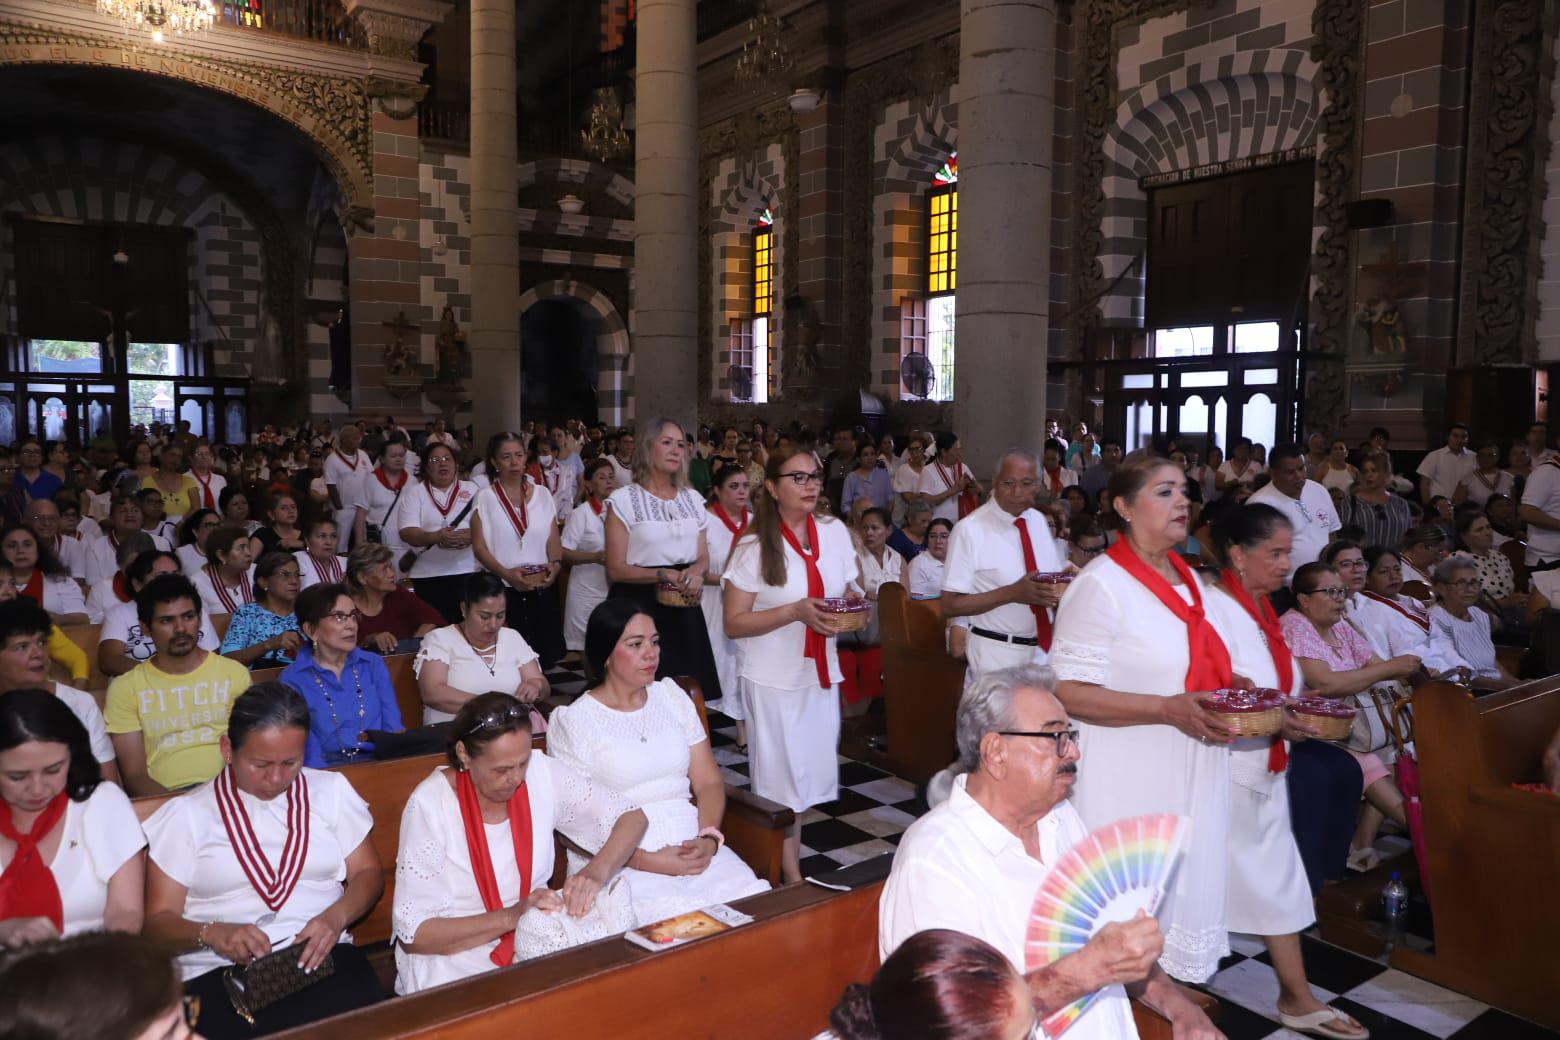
[970,627,1038,647]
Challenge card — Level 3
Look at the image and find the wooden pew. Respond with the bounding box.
[1388,678,1560,1030]
[878,582,964,782]
[1499,538,1529,593]
[271,878,1215,1040]
[250,653,422,732]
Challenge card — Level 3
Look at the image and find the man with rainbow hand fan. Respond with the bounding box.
[879,665,1222,1040]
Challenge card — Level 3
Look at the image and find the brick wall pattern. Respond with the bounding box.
[708,146,786,400]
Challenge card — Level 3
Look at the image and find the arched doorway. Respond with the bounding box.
[521,298,599,425]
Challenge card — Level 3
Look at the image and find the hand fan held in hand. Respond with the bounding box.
[1024,814,1189,1038]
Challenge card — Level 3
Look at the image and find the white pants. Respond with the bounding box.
[963,631,1047,689]
[742,678,840,812]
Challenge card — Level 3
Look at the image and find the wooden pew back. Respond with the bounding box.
[1499,538,1529,593]
[878,583,964,782]
[251,652,421,730]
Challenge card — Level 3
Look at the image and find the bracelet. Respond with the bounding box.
[697,826,725,851]
[195,921,213,950]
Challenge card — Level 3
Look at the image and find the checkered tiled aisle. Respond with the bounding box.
[539,660,1558,1040]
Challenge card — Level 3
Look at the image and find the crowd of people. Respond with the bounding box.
[2,411,1559,1039]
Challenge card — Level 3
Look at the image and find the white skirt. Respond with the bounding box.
[1225,744,1315,936]
[1071,719,1232,982]
[563,563,609,652]
[701,586,744,720]
[743,678,840,812]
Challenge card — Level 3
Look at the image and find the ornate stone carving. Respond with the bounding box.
[342,0,452,62]
[0,18,373,210]
[365,76,429,119]
[341,204,376,237]
[1457,0,1556,365]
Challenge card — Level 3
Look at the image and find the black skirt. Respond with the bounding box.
[412,573,468,626]
[608,579,722,701]
[183,943,383,1039]
[505,582,565,671]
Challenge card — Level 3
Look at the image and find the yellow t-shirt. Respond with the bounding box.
[104,652,251,790]
[140,474,199,522]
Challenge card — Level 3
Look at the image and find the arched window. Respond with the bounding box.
[901,155,957,402]
[729,207,776,403]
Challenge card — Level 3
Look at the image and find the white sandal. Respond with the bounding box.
[1280,1007,1371,1039]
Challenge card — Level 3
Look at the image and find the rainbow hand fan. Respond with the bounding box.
[1024,813,1189,1038]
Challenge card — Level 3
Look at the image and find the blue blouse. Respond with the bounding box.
[887,525,927,563]
[17,470,62,501]
[280,645,403,767]
[219,603,301,668]
[841,467,895,516]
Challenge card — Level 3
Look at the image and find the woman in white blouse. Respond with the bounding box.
[398,441,480,625]
[724,448,862,882]
[358,440,412,551]
[0,690,143,948]
[294,516,347,591]
[562,458,614,655]
[605,418,722,702]
[415,573,550,726]
[392,693,647,994]
[142,683,385,1036]
[841,507,901,712]
[189,525,256,619]
[703,463,750,746]
[546,601,768,925]
[1429,557,1517,689]
[470,431,565,669]
[1,525,87,626]
[0,600,118,783]
[173,509,220,580]
[905,518,953,600]
[891,434,928,527]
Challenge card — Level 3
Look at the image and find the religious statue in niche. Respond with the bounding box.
[1351,241,1422,357]
[381,310,419,380]
[1353,297,1407,355]
[435,306,468,384]
[253,293,286,384]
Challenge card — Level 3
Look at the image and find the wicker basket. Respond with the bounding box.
[1200,689,1284,738]
[817,598,870,634]
[656,583,702,608]
[1286,698,1356,741]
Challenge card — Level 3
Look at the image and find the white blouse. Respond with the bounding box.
[703,508,748,578]
[293,551,348,591]
[32,575,87,619]
[413,625,540,725]
[0,783,145,937]
[1429,605,1501,679]
[532,463,577,525]
[55,683,116,765]
[101,599,221,665]
[473,479,555,570]
[391,755,634,994]
[857,546,903,598]
[1344,594,1466,675]
[905,552,945,600]
[143,768,373,980]
[360,472,413,550]
[398,480,479,580]
[175,544,208,580]
[606,485,708,568]
[190,565,257,617]
[723,518,861,690]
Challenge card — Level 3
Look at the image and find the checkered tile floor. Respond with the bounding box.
[541,660,1558,1040]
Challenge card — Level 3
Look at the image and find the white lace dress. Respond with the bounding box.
[545,679,769,925]
[1049,555,1233,982]
[391,754,636,994]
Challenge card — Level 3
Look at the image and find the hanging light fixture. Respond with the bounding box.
[734,0,793,87]
[580,87,631,163]
[98,0,217,44]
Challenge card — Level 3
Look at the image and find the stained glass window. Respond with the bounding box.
[753,223,773,317]
[223,0,263,29]
[932,152,958,186]
[927,184,957,295]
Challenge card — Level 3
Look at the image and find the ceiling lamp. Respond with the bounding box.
[98,0,217,43]
[580,87,631,163]
[734,0,792,87]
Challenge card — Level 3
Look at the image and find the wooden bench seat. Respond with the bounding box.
[878,582,964,782]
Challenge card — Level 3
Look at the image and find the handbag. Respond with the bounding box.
[1347,681,1404,753]
[512,876,636,962]
[221,942,334,1026]
[365,722,454,760]
[400,494,476,573]
[366,481,407,545]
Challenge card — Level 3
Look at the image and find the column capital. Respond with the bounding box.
[342,0,452,61]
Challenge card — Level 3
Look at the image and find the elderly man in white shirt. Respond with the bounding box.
[880,665,1222,1040]
[1247,444,1341,579]
[942,449,1068,685]
[1416,423,1476,503]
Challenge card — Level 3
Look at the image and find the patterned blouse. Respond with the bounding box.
[1452,549,1515,601]
[218,602,301,668]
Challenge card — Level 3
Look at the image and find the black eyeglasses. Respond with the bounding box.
[997,728,1080,754]
[779,470,824,486]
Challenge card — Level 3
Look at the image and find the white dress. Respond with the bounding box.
[392,756,634,994]
[561,502,609,652]
[701,508,747,720]
[0,783,145,937]
[413,625,539,725]
[1049,555,1232,982]
[723,519,860,811]
[473,479,555,575]
[545,679,770,924]
[905,552,945,600]
[1205,588,1314,937]
[142,768,372,980]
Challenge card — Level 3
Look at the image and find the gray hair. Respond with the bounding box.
[994,447,1041,480]
[1432,555,1476,584]
[954,663,1058,774]
[904,498,933,520]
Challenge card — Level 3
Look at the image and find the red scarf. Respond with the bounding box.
[588,498,605,517]
[373,467,408,493]
[779,515,832,687]
[17,570,43,606]
[937,462,979,519]
[112,572,132,603]
[191,469,218,510]
[0,790,68,931]
[213,767,310,913]
[1362,589,1430,632]
[1045,466,1064,497]
[529,462,560,494]
[1012,516,1054,652]
[492,480,530,541]
[712,503,750,541]
[1106,539,1232,693]
[456,769,531,967]
[1220,570,1292,773]
[203,564,253,613]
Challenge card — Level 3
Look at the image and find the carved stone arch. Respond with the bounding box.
[515,278,632,426]
[714,166,781,231]
[516,158,635,210]
[882,97,959,192]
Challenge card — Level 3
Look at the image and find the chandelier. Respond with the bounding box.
[98,0,216,43]
[580,87,631,163]
[734,0,792,86]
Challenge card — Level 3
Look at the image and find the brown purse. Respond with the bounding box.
[221,942,335,1026]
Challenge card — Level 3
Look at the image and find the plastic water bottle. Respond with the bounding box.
[1381,871,1409,925]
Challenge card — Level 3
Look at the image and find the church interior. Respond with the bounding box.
[0,1,1558,1039]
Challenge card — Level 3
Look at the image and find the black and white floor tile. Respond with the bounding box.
[540,667,1556,1040]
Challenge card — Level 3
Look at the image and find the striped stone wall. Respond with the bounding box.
[707,145,785,401]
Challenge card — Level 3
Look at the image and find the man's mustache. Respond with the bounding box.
[1058,763,1078,776]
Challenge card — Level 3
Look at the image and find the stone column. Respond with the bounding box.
[468,0,521,440]
[633,0,699,432]
[953,0,1055,476]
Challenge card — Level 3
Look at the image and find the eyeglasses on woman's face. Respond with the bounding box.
[778,469,824,487]
[322,609,362,625]
[1301,585,1347,600]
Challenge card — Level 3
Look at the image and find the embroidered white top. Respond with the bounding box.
[606,485,708,568]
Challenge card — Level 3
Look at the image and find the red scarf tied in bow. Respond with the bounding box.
[1013,516,1055,652]
[456,769,532,967]
[1220,570,1293,773]
[0,790,68,931]
[780,514,832,688]
[1106,539,1233,694]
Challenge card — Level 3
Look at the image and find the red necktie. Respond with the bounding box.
[1013,517,1054,652]
[779,515,832,687]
